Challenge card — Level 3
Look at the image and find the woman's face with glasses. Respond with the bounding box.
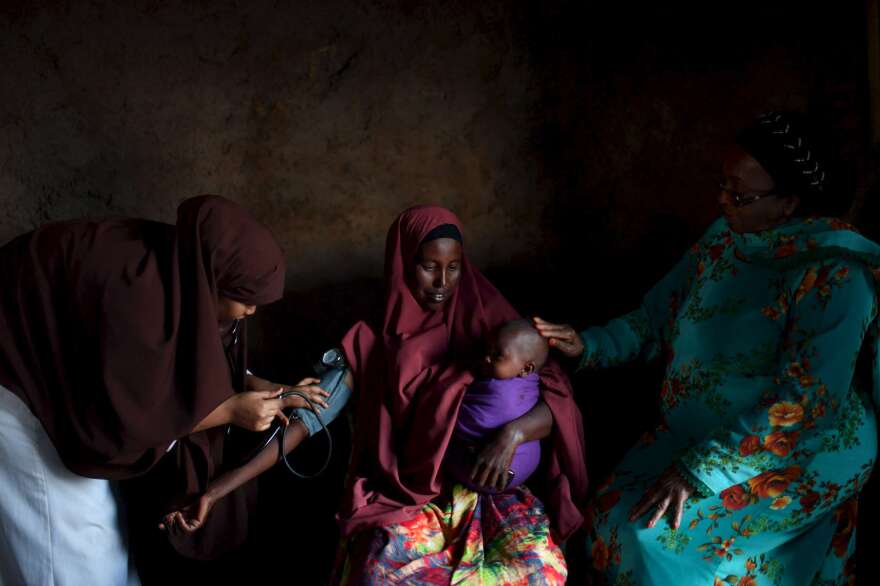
[719,145,799,234]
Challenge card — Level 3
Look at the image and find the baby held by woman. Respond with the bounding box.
[445,319,549,493]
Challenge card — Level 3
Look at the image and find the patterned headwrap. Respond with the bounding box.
[736,112,845,216]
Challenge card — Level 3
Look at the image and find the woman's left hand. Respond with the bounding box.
[158,492,215,534]
[246,374,330,410]
[629,467,693,530]
[278,378,330,411]
[470,426,522,491]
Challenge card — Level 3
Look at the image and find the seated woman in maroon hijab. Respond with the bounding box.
[0,195,328,584]
[332,205,588,584]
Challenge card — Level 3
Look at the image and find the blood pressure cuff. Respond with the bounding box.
[291,366,351,436]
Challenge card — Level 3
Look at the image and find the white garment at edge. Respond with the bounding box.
[0,384,140,586]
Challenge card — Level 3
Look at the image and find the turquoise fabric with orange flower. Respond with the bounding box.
[579,217,879,585]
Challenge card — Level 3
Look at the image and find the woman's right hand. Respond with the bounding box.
[225,390,288,431]
[532,316,584,358]
[158,492,216,534]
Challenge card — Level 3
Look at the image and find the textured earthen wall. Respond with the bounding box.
[1,2,866,294]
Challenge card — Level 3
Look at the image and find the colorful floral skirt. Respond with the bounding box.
[334,484,566,585]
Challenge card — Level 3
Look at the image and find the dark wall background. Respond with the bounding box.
[2,1,878,583]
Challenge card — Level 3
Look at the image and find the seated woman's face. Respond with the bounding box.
[411,237,462,311]
[719,145,799,234]
[216,296,257,324]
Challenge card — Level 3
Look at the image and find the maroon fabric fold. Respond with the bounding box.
[0,195,284,479]
[338,205,588,540]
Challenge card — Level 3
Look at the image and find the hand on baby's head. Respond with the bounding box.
[482,319,550,380]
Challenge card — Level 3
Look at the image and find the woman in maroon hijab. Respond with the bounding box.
[333,205,588,584]
[0,195,326,585]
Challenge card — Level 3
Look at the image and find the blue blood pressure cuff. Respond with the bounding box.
[292,350,352,436]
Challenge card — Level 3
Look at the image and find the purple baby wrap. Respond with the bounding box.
[445,373,541,493]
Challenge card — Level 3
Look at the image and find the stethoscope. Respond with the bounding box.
[223,319,334,479]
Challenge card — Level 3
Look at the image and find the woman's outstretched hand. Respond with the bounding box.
[158,493,215,534]
[532,317,585,358]
[628,467,694,530]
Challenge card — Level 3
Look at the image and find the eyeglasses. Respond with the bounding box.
[224,319,242,383]
[718,180,778,208]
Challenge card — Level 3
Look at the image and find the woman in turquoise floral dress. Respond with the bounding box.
[536,112,879,585]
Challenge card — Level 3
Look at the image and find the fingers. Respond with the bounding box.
[496,467,510,491]
[487,464,502,491]
[295,377,321,386]
[171,496,213,533]
[531,319,584,355]
[309,381,330,397]
[671,492,687,530]
[162,512,185,536]
[532,317,566,331]
[172,508,202,533]
[252,411,276,431]
[647,496,671,529]
[301,385,330,409]
[301,385,331,408]
[531,316,571,331]
[546,331,577,348]
[259,416,275,431]
[538,329,577,345]
[552,339,584,358]
[303,384,331,398]
[160,501,210,533]
[550,339,578,353]
[182,512,203,532]
[274,408,290,427]
[470,458,508,491]
[469,461,485,486]
[470,460,492,488]
[254,395,284,430]
[533,323,575,339]
[178,512,199,533]
[158,512,175,531]
[181,520,200,533]
[280,388,330,410]
[281,385,330,398]
[261,395,283,412]
[629,488,659,522]
[496,451,515,490]
[309,398,330,410]
[165,512,178,535]
[629,483,678,529]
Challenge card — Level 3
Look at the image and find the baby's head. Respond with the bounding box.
[482,319,549,380]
